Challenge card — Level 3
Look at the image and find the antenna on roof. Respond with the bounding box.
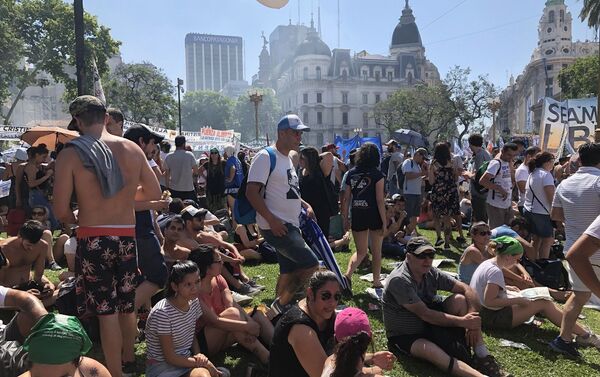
[318,0,322,38]
[337,0,340,47]
[297,0,300,25]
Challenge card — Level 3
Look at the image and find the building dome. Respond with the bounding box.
[391,0,422,47]
[295,30,331,57]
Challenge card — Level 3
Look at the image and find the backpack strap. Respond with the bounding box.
[490,158,502,200]
[527,177,549,214]
[262,146,277,198]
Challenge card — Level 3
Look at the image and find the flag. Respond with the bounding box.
[91,55,106,104]
[498,137,504,149]
[487,141,494,154]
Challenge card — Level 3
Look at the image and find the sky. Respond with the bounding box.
[81,0,597,91]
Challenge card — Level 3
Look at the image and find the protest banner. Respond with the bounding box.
[539,97,597,155]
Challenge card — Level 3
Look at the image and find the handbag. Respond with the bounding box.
[521,257,569,290]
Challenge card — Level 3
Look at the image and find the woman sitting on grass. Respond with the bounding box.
[189,245,272,365]
[321,307,395,377]
[469,236,599,351]
[145,260,226,377]
[458,222,494,284]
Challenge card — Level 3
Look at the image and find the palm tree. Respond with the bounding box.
[579,0,600,139]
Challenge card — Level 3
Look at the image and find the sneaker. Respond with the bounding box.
[270,298,293,317]
[576,332,600,350]
[435,238,444,247]
[122,361,136,377]
[48,261,62,271]
[236,283,261,296]
[472,355,510,377]
[550,336,581,358]
[231,291,253,306]
[246,279,266,291]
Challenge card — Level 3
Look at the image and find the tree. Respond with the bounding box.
[558,55,599,98]
[373,83,457,141]
[579,0,600,118]
[233,88,282,141]
[1,0,120,124]
[444,66,497,145]
[0,0,21,106]
[104,62,177,128]
[181,90,234,131]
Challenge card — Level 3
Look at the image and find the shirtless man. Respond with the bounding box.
[53,95,161,377]
[0,221,55,306]
[162,215,191,264]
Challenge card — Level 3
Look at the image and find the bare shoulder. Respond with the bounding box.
[78,357,111,377]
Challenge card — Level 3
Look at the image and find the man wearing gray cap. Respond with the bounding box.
[53,95,162,377]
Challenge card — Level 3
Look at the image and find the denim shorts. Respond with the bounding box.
[523,209,553,238]
[146,360,191,377]
[261,223,318,274]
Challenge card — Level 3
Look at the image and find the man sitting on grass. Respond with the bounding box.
[383,237,507,377]
[0,221,55,307]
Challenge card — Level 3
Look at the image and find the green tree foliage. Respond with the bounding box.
[0,0,120,124]
[444,66,497,145]
[233,89,282,141]
[580,0,600,29]
[181,90,234,131]
[104,62,177,128]
[373,83,457,141]
[558,55,599,99]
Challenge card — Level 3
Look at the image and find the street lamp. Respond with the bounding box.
[488,97,501,143]
[353,128,362,135]
[249,91,263,143]
[177,78,184,135]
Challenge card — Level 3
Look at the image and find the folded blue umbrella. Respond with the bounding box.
[299,209,349,291]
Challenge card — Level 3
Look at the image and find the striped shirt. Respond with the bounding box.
[552,167,600,260]
[145,298,202,362]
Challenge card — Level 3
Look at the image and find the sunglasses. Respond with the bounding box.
[31,211,45,216]
[413,252,436,260]
[320,291,342,302]
[475,230,492,236]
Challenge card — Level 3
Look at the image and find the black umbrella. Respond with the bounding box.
[391,129,429,148]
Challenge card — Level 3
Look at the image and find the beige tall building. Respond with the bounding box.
[498,0,598,135]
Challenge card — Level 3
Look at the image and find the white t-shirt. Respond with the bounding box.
[469,259,507,310]
[248,147,302,229]
[514,163,529,207]
[485,159,513,209]
[0,285,8,307]
[524,168,554,215]
[387,152,403,180]
[583,214,600,264]
[401,159,422,195]
[552,167,600,254]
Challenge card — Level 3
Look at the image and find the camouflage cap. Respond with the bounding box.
[68,95,106,130]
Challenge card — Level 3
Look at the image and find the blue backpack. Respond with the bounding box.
[233,146,277,225]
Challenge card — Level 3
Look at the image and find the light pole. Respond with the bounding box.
[74,0,85,95]
[488,97,501,144]
[249,91,263,143]
[353,127,362,136]
[177,78,184,135]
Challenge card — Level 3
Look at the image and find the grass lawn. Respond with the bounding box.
[44,229,600,376]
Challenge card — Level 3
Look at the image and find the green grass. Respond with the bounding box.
[44,230,600,376]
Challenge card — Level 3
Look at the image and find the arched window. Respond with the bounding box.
[341,69,348,80]
[559,10,564,22]
[316,66,321,80]
[549,10,555,23]
[303,67,308,80]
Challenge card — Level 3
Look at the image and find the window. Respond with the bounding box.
[546,64,553,71]
[317,111,323,125]
[375,71,380,81]
[562,64,568,69]
[560,10,564,22]
[303,93,308,104]
[317,133,324,146]
[362,70,368,80]
[303,67,308,80]
[316,92,322,104]
[342,92,348,105]
[545,78,554,97]
[375,94,381,103]
[363,112,369,127]
[316,66,321,80]
[342,112,348,125]
[362,93,368,104]
[303,111,309,123]
[387,71,393,81]
[341,69,348,80]
[549,10,555,23]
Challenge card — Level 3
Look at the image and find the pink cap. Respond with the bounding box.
[334,307,372,342]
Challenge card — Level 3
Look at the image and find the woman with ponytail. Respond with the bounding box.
[321,308,395,377]
[523,151,556,260]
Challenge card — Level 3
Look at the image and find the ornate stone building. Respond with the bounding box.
[498,0,598,135]
[254,0,440,146]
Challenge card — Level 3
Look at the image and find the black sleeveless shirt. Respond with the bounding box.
[268,305,335,377]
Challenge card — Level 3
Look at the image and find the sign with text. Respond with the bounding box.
[539,97,597,154]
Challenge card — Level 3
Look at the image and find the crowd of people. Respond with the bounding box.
[0,94,599,377]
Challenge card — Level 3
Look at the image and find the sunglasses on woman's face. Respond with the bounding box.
[475,230,492,236]
[413,252,436,260]
[320,291,342,302]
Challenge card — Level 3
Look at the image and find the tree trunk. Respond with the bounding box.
[3,66,40,125]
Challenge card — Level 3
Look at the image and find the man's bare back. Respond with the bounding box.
[53,131,160,226]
